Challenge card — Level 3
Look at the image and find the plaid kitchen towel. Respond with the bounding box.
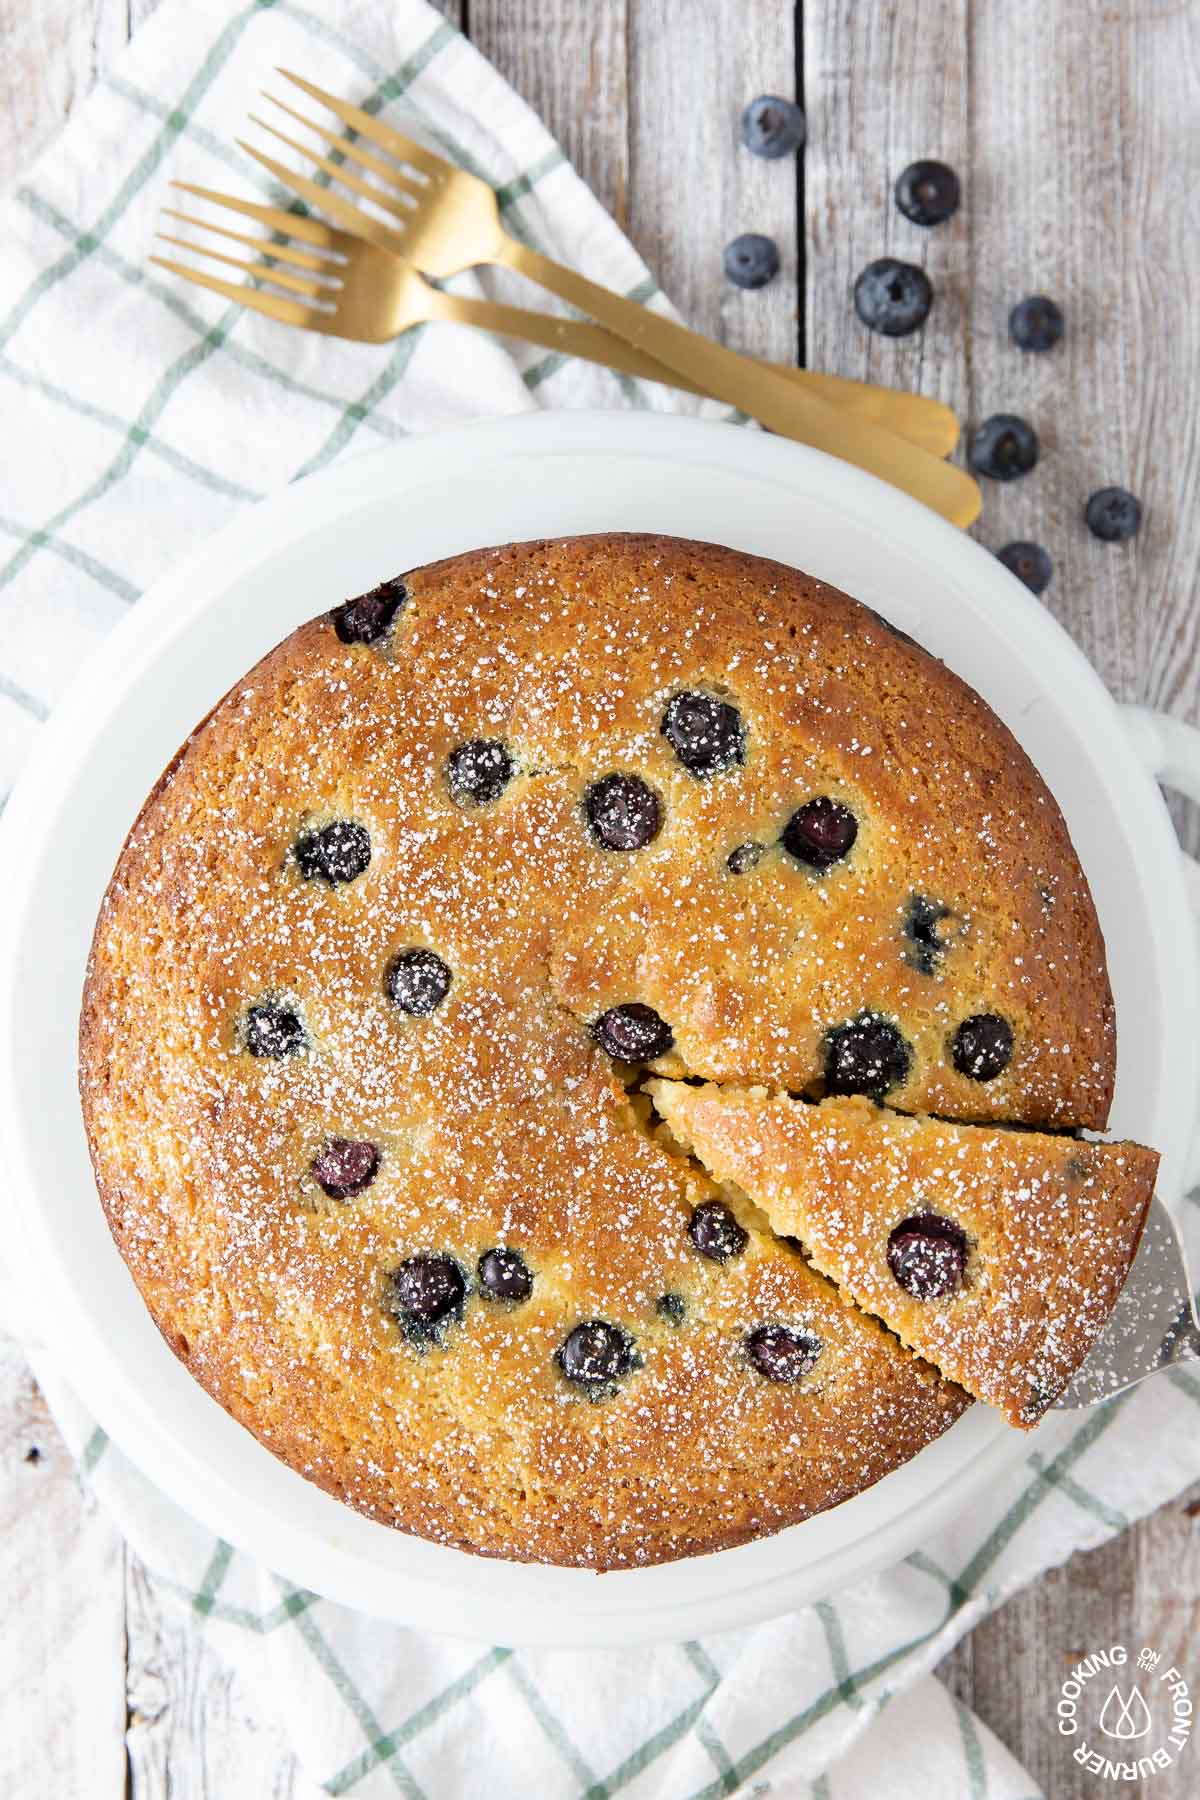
[2,2,1199,1796]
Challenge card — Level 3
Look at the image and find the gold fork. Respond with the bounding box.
[237,71,980,526]
[153,183,952,457]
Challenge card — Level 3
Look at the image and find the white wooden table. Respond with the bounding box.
[2,2,1199,1795]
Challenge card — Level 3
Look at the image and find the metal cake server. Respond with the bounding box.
[1054,1194,1200,1407]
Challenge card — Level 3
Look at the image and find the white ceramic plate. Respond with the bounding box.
[1,411,1196,1649]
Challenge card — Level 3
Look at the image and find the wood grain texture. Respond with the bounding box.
[0,1336,126,1800]
[0,0,110,189]
[803,0,1200,853]
[2,0,1199,1795]
[469,0,629,223]
[473,0,800,361]
[626,0,798,363]
[126,1557,316,1800]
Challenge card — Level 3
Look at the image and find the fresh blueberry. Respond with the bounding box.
[741,94,806,159]
[903,894,952,976]
[584,773,662,851]
[996,542,1053,595]
[244,1000,305,1059]
[968,415,1038,481]
[662,690,746,777]
[724,234,781,290]
[331,578,407,645]
[593,1003,674,1064]
[656,1293,686,1326]
[782,797,858,871]
[853,259,933,337]
[687,1200,749,1264]
[951,1013,1013,1081]
[887,1214,967,1300]
[477,1247,533,1303]
[311,1138,380,1199]
[825,1014,912,1098]
[745,1323,822,1383]
[447,739,515,806]
[385,1253,466,1341]
[1085,487,1142,542]
[386,948,452,1017]
[1009,295,1064,352]
[726,840,765,875]
[295,820,371,886]
[894,160,961,227]
[556,1320,638,1394]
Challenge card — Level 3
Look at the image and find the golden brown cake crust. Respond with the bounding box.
[648,1084,1156,1428]
[80,532,1118,1567]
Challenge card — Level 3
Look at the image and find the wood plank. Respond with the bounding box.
[0,0,104,189]
[471,0,799,361]
[1121,0,1200,857]
[625,0,798,362]
[0,0,174,191]
[804,0,1200,846]
[0,1336,126,1800]
[802,1,970,406]
[468,0,629,225]
[126,1556,315,1800]
[0,0,463,193]
[963,2,1145,744]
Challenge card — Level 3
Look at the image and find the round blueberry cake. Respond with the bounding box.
[80,534,1128,1569]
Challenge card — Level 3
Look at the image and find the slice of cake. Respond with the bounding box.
[648,1082,1157,1426]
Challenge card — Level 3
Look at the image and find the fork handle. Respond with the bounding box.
[429,288,957,457]
[495,237,980,528]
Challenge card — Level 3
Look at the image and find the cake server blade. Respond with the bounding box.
[1053,1194,1200,1408]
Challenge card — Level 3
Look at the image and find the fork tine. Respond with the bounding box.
[161,208,336,272]
[247,116,417,226]
[237,140,414,254]
[154,233,333,299]
[149,255,317,328]
[170,180,336,248]
[262,94,431,203]
[277,68,449,181]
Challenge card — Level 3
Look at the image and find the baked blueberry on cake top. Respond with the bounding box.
[80,533,1145,1569]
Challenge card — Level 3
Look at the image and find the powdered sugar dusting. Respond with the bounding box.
[651,1083,1157,1426]
[79,534,1117,1566]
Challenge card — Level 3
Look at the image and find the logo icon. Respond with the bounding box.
[1054,1643,1192,1782]
[1099,1684,1153,1741]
